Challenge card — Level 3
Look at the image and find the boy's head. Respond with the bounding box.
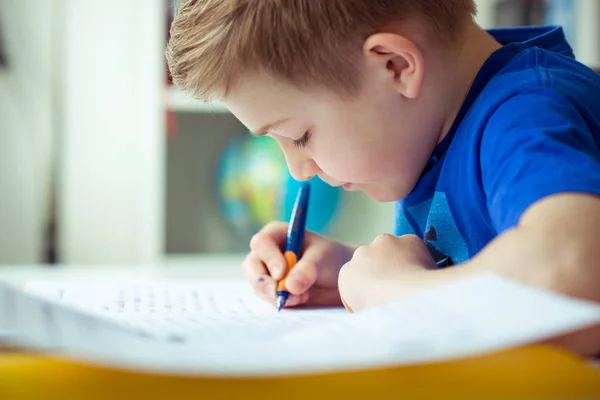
[166,0,479,201]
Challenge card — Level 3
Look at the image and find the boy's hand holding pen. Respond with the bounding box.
[241,184,356,310]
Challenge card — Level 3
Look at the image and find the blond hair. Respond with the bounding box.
[166,0,476,101]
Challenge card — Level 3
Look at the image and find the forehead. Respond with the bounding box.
[222,75,311,130]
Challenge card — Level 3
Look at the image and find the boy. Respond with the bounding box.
[166,1,600,356]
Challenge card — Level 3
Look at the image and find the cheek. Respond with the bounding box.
[309,100,431,186]
[311,134,402,182]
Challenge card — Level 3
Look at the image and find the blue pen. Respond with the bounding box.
[276,183,310,311]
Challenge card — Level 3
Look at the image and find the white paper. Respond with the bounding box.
[2,273,599,377]
[23,280,348,340]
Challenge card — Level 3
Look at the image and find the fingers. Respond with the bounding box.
[241,253,278,304]
[244,221,337,310]
[283,258,318,295]
[249,222,289,280]
[281,292,310,308]
[241,250,321,308]
[282,287,342,309]
[242,248,316,307]
[242,251,340,310]
[280,250,336,308]
[303,287,342,308]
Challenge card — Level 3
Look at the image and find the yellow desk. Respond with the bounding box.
[1,345,599,399]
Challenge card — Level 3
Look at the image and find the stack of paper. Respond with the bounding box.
[1,273,599,377]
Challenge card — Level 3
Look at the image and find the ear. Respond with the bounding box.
[363,33,425,99]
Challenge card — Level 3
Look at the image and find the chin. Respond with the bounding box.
[359,182,413,202]
[362,188,404,203]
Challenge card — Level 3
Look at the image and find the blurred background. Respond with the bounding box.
[0,0,598,267]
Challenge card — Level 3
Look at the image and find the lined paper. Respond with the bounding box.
[24,281,347,340]
[0,274,598,376]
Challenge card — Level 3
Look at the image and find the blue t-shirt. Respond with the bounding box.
[394,26,600,267]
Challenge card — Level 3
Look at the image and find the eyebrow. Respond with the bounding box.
[251,118,290,136]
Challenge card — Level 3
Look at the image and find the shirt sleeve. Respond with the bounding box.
[480,89,600,233]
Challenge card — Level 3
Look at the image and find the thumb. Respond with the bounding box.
[283,253,319,295]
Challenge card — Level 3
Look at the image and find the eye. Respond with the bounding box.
[292,130,312,149]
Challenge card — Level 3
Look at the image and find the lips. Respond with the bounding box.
[318,176,353,190]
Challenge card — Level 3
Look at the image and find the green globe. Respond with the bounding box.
[216,134,341,242]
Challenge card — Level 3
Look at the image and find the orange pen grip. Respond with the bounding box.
[276,251,298,292]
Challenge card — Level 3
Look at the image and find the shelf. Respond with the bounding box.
[167,87,230,113]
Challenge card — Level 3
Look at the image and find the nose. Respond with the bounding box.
[285,153,321,182]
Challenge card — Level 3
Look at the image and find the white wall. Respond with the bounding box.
[59,0,166,265]
[574,0,600,68]
[474,0,496,28]
[475,0,599,68]
[0,0,59,264]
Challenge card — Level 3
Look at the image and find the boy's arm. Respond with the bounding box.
[429,192,600,356]
[340,193,600,356]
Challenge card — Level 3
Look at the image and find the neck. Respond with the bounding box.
[437,22,502,143]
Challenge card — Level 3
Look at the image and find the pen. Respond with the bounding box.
[276,183,310,312]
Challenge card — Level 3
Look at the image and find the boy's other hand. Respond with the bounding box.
[242,221,355,308]
[338,234,437,312]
